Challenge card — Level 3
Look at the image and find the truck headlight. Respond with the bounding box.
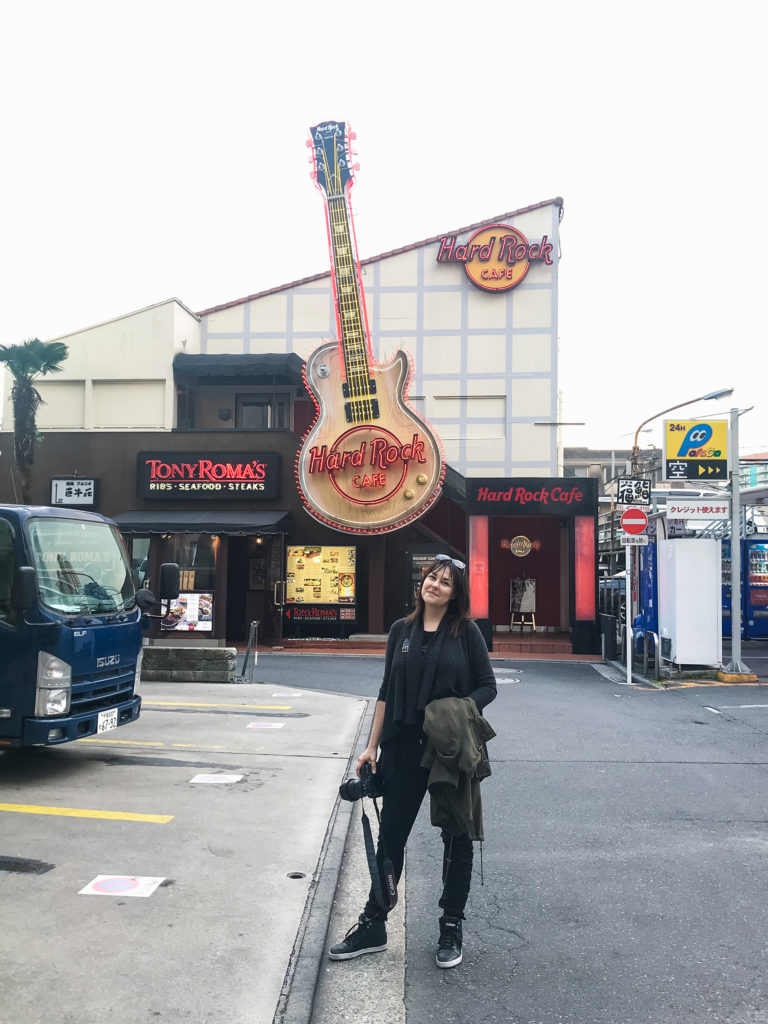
[35,652,72,716]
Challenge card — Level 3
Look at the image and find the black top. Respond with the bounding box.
[377,617,497,745]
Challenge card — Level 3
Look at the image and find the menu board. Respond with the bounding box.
[286,546,356,605]
[161,592,213,632]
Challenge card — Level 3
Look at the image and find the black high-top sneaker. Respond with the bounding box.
[328,913,388,960]
[436,915,463,968]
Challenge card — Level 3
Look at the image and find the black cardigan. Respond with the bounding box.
[376,617,497,746]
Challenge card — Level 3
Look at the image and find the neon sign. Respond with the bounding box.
[137,451,281,499]
[436,223,553,292]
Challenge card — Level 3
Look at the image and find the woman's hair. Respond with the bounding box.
[405,557,471,638]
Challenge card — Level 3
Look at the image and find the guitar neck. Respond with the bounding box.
[326,194,379,423]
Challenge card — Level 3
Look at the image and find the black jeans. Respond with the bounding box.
[363,725,474,921]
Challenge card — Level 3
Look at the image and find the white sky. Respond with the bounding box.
[2,0,765,457]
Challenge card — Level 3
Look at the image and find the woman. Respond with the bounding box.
[328,554,497,969]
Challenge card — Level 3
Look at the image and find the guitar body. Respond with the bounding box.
[296,120,445,534]
[297,342,444,533]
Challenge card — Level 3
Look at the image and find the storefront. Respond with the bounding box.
[466,477,599,653]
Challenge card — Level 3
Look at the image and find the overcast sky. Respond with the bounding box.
[2,0,765,456]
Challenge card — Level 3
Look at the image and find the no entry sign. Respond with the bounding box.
[620,507,648,535]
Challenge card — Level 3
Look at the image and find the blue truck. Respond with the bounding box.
[0,504,178,748]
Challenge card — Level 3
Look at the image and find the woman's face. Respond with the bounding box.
[421,566,455,614]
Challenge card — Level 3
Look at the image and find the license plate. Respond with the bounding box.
[97,708,118,733]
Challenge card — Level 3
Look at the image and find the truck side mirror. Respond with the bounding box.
[159,563,180,601]
[12,566,37,611]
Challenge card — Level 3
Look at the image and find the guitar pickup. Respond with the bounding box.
[342,378,377,398]
[344,399,380,422]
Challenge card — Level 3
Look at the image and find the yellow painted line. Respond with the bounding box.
[79,738,164,746]
[78,738,225,750]
[142,701,290,710]
[0,803,173,824]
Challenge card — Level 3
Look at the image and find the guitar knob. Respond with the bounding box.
[416,474,428,485]
[404,489,414,500]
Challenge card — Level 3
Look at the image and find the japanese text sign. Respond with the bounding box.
[664,419,728,481]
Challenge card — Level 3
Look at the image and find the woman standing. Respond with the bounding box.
[328,554,496,969]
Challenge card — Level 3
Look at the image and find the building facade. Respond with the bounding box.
[1,199,600,652]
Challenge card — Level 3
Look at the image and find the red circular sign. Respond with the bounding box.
[620,508,648,535]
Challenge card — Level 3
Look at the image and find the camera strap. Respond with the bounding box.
[361,795,397,912]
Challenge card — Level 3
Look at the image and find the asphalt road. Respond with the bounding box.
[253,655,768,1024]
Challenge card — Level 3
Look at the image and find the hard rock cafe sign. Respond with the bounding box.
[297,122,444,534]
[436,224,554,293]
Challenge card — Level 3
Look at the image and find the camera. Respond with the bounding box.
[339,761,383,802]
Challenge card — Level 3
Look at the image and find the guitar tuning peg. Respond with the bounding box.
[349,131,357,140]
[305,139,313,148]
[352,163,360,172]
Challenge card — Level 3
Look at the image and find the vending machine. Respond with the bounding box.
[721,538,768,639]
[744,539,768,638]
[721,538,733,638]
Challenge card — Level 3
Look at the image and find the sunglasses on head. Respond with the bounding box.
[435,553,466,571]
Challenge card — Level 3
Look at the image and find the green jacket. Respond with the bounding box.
[420,696,496,841]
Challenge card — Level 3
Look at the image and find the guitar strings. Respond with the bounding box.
[319,136,376,423]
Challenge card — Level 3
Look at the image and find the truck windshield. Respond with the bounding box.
[27,518,136,615]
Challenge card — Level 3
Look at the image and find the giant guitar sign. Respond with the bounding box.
[296,121,445,534]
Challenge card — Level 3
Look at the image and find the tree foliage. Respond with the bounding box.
[0,338,69,503]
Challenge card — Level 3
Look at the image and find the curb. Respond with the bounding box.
[273,699,375,1024]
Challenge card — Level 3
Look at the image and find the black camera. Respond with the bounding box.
[339,761,383,802]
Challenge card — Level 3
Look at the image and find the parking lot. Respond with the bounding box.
[0,681,365,1024]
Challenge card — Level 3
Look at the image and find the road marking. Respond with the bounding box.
[78,738,225,750]
[79,738,163,746]
[0,803,173,823]
[718,704,768,709]
[143,701,291,710]
[703,706,722,714]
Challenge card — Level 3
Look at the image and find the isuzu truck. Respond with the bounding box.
[0,504,178,747]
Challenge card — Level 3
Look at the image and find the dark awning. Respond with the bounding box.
[172,352,305,386]
[113,509,291,535]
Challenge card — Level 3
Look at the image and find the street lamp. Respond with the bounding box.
[631,387,734,476]
[626,386,734,685]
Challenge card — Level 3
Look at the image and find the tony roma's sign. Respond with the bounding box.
[467,478,597,516]
[137,452,281,499]
[436,223,553,293]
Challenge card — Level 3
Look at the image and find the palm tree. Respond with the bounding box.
[0,338,69,503]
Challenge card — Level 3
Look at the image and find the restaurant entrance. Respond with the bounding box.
[226,534,286,645]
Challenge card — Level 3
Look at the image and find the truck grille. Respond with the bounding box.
[70,666,136,714]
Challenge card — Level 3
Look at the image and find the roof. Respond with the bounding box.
[197,198,564,317]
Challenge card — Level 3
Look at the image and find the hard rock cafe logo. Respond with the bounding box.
[436,223,553,293]
[501,535,541,557]
[306,427,429,505]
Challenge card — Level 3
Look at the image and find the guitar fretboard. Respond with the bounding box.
[325,193,379,424]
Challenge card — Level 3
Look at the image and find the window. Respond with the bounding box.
[163,534,217,592]
[0,519,18,625]
[236,394,290,430]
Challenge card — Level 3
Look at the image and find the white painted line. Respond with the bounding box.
[80,876,165,898]
[273,692,303,697]
[495,678,521,685]
[247,722,285,729]
[718,704,768,709]
[189,774,244,784]
[703,706,722,714]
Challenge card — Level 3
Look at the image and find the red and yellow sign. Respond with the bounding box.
[436,224,553,292]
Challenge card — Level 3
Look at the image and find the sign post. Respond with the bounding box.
[620,507,648,686]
